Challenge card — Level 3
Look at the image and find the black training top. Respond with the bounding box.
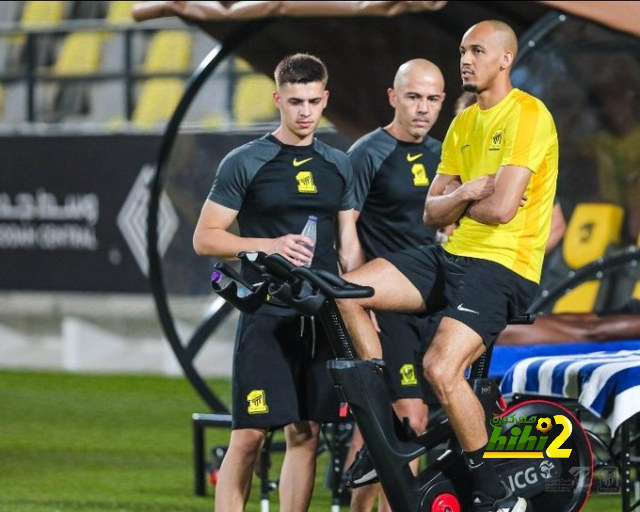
[348,127,441,260]
[209,133,355,313]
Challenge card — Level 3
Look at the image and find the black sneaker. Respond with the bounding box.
[472,481,529,512]
[342,448,379,488]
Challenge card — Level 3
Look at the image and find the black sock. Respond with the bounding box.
[464,445,502,500]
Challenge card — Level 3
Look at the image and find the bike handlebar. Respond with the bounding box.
[211,252,373,315]
[291,267,374,299]
[241,251,373,299]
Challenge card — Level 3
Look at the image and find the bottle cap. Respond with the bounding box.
[211,271,222,282]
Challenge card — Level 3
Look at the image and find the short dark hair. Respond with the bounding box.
[274,53,328,88]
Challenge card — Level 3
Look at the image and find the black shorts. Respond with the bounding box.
[377,311,436,401]
[384,245,538,346]
[231,313,342,430]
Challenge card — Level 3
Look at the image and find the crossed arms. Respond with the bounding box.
[423,165,533,229]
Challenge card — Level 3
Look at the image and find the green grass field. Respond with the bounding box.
[0,370,623,512]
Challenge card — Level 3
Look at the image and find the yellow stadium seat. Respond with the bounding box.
[232,58,277,126]
[128,30,191,129]
[143,30,192,73]
[102,1,137,46]
[42,32,104,122]
[132,78,185,129]
[106,1,137,25]
[21,1,65,27]
[551,203,624,313]
[233,75,277,126]
[197,113,225,130]
[235,57,253,72]
[11,1,65,45]
[54,32,103,76]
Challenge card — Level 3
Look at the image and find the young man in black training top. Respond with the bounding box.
[193,53,362,512]
[344,58,446,512]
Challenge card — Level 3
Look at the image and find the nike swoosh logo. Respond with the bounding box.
[457,303,479,314]
[293,157,313,167]
[461,144,471,151]
[406,153,423,162]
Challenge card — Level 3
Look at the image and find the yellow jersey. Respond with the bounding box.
[439,88,558,283]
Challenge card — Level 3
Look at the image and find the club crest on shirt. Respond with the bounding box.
[411,164,430,187]
[400,364,418,386]
[489,129,504,151]
[247,389,269,414]
[296,171,318,193]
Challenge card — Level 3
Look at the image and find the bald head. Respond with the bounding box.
[394,58,445,91]
[459,20,518,102]
[386,58,445,142]
[464,20,518,62]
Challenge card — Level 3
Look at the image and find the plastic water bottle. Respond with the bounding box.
[299,215,317,268]
[211,270,252,298]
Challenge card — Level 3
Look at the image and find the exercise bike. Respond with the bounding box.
[211,251,594,512]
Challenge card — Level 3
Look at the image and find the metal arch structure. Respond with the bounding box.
[514,11,567,64]
[146,19,274,413]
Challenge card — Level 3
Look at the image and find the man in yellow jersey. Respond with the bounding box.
[337,20,558,512]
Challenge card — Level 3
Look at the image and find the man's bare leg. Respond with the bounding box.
[423,317,486,451]
[338,259,426,360]
[215,428,267,512]
[423,317,507,503]
[279,420,320,512]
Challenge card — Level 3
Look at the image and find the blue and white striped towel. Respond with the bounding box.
[500,349,640,435]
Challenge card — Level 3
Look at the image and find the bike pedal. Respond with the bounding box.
[342,448,379,488]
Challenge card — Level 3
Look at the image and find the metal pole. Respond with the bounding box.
[25,32,35,122]
[124,28,134,120]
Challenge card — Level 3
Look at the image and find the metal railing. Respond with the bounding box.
[0,19,196,123]
[0,18,271,129]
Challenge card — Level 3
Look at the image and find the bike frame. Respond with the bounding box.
[214,253,593,512]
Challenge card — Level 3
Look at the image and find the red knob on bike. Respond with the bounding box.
[430,493,460,512]
[209,468,220,486]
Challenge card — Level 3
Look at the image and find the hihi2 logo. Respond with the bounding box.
[483,413,573,459]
